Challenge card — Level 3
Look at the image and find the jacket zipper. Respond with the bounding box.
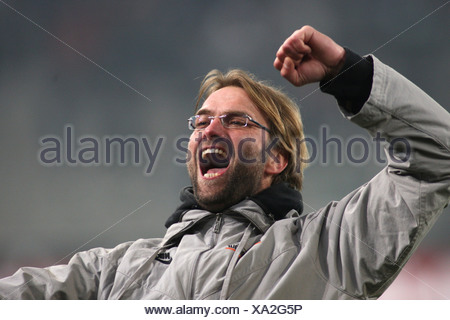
[213,213,223,233]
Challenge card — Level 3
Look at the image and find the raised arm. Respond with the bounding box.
[273,26,450,299]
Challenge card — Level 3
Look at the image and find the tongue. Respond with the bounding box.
[206,167,227,175]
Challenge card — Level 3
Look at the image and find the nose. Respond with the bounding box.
[203,117,225,139]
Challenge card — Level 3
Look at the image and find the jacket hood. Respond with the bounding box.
[165,183,303,228]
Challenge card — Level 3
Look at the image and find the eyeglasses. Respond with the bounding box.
[188,113,271,133]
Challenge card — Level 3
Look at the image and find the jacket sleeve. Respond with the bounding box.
[0,243,130,299]
[303,55,450,299]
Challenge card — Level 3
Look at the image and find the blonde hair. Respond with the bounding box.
[195,69,308,190]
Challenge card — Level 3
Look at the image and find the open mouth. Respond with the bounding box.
[199,147,231,179]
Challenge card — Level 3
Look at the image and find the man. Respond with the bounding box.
[0,26,448,299]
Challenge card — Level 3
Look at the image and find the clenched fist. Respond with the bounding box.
[274,26,346,87]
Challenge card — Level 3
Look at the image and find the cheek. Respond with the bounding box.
[187,132,201,162]
[233,136,263,161]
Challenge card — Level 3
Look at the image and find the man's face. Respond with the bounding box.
[187,86,274,212]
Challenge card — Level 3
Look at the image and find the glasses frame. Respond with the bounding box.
[188,113,271,133]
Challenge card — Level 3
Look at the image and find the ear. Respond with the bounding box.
[264,150,288,176]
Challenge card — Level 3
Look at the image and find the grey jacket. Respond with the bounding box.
[0,56,449,300]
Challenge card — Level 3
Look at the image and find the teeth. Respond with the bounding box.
[204,172,220,178]
[202,148,226,159]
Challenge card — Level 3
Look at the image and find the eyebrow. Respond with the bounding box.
[195,109,213,116]
[195,110,249,117]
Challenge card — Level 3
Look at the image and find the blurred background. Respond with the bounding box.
[0,0,448,299]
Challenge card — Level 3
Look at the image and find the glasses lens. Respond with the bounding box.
[188,114,251,130]
[222,114,248,128]
[189,115,210,130]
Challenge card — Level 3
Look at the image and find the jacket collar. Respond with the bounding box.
[248,182,303,221]
[165,183,303,229]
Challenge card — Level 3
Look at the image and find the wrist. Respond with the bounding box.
[320,48,373,114]
[323,46,346,82]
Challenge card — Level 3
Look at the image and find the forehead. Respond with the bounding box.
[197,86,263,119]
